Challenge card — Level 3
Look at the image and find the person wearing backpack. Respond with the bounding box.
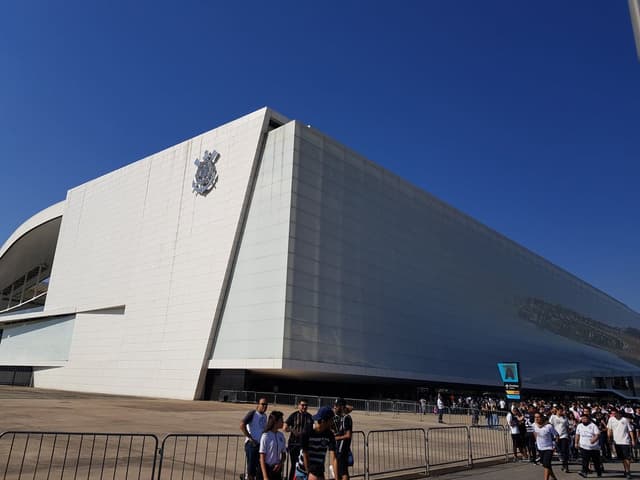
[332,398,353,480]
[241,398,269,480]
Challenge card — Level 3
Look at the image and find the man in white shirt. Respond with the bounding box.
[549,406,570,472]
[607,408,636,479]
[436,394,445,423]
[533,413,559,480]
[575,413,602,478]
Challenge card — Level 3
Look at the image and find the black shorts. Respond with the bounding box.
[539,449,553,468]
[336,451,350,476]
[510,433,523,449]
[615,444,632,460]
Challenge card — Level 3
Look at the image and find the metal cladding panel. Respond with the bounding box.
[210,122,295,368]
[32,108,272,399]
[284,122,640,390]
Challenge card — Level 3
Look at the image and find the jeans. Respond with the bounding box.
[288,445,301,480]
[245,441,260,479]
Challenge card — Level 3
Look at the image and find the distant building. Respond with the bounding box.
[1,107,639,400]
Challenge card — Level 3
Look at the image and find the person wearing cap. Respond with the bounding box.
[607,408,635,479]
[332,398,353,480]
[575,413,603,478]
[285,399,313,480]
[295,406,338,480]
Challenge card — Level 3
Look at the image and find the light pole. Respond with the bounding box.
[631,0,640,60]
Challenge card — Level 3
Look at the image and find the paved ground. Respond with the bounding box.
[1,386,638,478]
[435,461,638,479]
[0,386,449,436]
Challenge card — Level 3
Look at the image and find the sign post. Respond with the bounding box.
[497,362,521,400]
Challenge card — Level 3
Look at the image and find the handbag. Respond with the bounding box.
[347,450,354,467]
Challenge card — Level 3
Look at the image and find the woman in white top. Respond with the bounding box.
[260,411,287,480]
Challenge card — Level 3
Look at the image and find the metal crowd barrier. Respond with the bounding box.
[468,425,509,464]
[426,426,469,472]
[218,391,513,422]
[0,431,158,480]
[346,431,366,480]
[218,391,415,416]
[366,428,427,479]
[1,426,510,480]
[157,434,245,480]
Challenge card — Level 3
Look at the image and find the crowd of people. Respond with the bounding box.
[505,400,638,479]
[237,392,640,480]
[240,397,353,480]
[420,393,509,426]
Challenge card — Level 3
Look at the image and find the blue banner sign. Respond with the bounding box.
[497,362,521,399]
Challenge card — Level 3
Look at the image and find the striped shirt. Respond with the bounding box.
[296,429,336,475]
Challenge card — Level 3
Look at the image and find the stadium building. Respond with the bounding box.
[1,107,639,400]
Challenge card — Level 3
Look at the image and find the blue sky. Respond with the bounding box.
[1,1,639,312]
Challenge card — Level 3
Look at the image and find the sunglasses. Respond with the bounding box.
[259,403,269,406]
[300,404,308,408]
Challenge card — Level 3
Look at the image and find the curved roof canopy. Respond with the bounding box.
[0,202,64,311]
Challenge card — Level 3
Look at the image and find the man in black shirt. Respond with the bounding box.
[285,399,313,480]
[332,398,353,480]
[295,406,338,480]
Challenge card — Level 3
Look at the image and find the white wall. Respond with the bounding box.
[210,121,295,369]
[34,108,274,399]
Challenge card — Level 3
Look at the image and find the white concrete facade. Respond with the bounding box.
[1,107,640,399]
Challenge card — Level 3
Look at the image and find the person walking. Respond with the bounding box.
[285,399,314,480]
[576,413,603,478]
[506,407,527,461]
[524,405,538,464]
[437,394,445,423]
[260,411,287,480]
[549,405,570,472]
[241,398,269,480]
[607,408,636,479]
[295,406,339,480]
[533,413,559,480]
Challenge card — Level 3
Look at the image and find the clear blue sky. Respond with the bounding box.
[1,1,639,312]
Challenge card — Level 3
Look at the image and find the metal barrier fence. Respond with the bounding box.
[158,434,245,480]
[347,431,366,480]
[426,426,469,471]
[155,432,368,480]
[0,431,158,480]
[1,426,510,479]
[218,391,397,416]
[469,426,509,464]
[366,429,427,479]
[219,391,512,423]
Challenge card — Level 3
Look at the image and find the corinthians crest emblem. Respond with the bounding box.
[192,150,220,195]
